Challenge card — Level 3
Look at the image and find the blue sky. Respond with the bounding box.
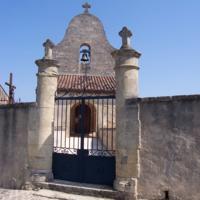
[0,0,200,102]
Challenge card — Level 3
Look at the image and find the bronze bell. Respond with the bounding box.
[81,52,89,62]
[80,48,90,63]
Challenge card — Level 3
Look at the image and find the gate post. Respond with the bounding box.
[112,27,141,199]
[31,39,59,182]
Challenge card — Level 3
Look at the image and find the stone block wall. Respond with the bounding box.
[137,95,200,200]
[0,103,36,189]
[1,91,200,200]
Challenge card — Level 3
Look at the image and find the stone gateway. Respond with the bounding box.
[0,3,200,200]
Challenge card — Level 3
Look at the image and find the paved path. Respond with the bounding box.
[0,188,113,200]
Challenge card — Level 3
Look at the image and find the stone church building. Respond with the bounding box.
[0,3,200,200]
[51,4,117,176]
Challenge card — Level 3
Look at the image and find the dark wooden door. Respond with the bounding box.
[75,103,91,134]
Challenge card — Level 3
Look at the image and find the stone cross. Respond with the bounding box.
[82,2,91,13]
[43,39,54,59]
[5,73,16,104]
[119,26,133,49]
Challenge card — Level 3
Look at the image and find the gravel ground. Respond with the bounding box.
[0,188,113,200]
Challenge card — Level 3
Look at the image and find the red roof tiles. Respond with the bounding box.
[58,74,116,94]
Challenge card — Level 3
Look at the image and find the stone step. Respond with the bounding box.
[34,180,124,199]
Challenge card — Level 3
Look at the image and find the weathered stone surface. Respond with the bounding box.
[53,12,115,76]
[113,27,141,199]
[0,188,114,200]
[34,180,124,199]
[0,103,36,189]
[32,58,59,181]
[138,96,200,200]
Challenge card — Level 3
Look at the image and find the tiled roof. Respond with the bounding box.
[58,74,116,94]
[0,85,8,104]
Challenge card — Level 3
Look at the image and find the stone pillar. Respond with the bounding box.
[31,39,59,182]
[112,27,141,200]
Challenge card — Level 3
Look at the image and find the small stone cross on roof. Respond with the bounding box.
[82,2,91,13]
[119,26,133,49]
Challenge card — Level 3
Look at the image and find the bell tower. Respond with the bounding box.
[52,3,115,76]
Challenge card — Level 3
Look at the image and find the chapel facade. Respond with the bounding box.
[48,3,117,185]
[49,3,116,96]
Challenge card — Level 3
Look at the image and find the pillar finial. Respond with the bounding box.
[82,2,91,13]
[43,39,54,59]
[119,27,133,49]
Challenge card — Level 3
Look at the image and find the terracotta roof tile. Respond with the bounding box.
[58,74,116,94]
[0,85,8,104]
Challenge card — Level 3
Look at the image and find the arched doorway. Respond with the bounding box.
[74,104,91,134]
[70,102,96,136]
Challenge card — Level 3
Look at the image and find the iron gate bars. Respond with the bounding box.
[54,95,116,156]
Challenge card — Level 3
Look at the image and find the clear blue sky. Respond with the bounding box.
[0,0,200,102]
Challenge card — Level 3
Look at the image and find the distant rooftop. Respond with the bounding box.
[0,85,8,104]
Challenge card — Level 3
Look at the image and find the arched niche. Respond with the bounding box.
[70,102,96,136]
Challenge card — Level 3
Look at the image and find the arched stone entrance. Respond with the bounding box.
[70,102,96,136]
[75,104,91,134]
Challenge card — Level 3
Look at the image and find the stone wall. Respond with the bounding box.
[1,89,200,200]
[0,103,36,189]
[137,95,200,200]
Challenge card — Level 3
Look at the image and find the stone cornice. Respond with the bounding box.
[126,94,200,104]
[35,59,59,68]
[111,48,141,58]
[114,65,139,71]
[36,72,58,77]
[35,59,59,77]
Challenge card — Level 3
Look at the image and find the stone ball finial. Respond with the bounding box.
[43,39,55,59]
[119,27,133,49]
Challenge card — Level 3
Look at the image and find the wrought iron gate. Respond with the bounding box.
[52,95,116,185]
